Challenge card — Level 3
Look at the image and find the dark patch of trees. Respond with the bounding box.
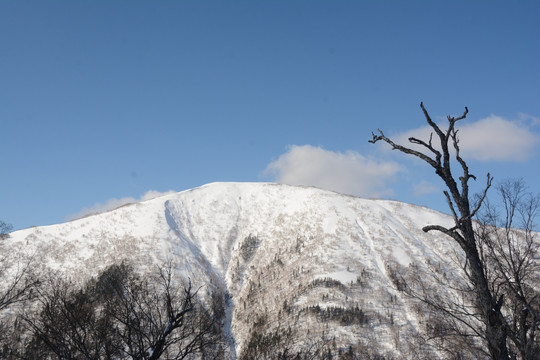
[239,234,260,262]
[308,278,344,290]
[240,322,332,360]
[306,305,368,325]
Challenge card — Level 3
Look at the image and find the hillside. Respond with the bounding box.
[3,182,478,358]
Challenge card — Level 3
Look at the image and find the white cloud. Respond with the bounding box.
[264,145,404,198]
[392,115,540,162]
[67,190,176,221]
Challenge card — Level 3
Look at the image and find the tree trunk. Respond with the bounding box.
[465,243,509,360]
[461,204,509,360]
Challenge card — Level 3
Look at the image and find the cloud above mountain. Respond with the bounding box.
[392,115,540,162]
[264,145,403,198]
[264,114,539,202]
[67,190,176,221]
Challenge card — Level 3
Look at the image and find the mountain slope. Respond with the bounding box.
[4,182,470,357]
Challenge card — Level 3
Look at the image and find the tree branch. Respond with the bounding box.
[470,174,493,219]
[423,224,465,247]
[369,129,439,168]
[409,132,442,161]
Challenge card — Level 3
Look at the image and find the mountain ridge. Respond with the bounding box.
[4,182,464,357]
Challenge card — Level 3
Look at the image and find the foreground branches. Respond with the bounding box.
[370,103,509,359]
[4,262,226,359]
[477,180,540,358]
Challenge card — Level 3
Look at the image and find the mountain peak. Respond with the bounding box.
[4,182,457,357]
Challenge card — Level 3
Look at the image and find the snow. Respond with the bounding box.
[3,181,502,358]
[316,270,358,284]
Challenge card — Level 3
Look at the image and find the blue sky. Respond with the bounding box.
[2,1,539,230]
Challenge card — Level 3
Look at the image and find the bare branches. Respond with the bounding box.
[409,132,442,161]
[470,174,493,219]
[370,103,488,237]
[451,105,469,122]
[0,257,39,311]
[422,224,464,246]
[389,260,487,358]
[444,190,460,224]
[19,262,226,360]
[370,103,511,359]
[475,179,540,359]
[369,104,497,247]
[370,103,477,213]
[0,221,12,240]
[369,129,439,168]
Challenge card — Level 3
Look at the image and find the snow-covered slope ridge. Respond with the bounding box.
[5,182,461,357]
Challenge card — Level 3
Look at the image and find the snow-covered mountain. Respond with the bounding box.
[4,182,469,358]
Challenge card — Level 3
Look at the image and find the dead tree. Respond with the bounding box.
[369,103,510,359]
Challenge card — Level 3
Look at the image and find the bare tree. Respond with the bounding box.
[20,278,118,359]
[369,103,510,359]
[0,220,40,355]
[0,221,12,240]
[18,262,226,359]
[105,263,225,360]
[0,257,38,313]
[476,179,540,358]
[0,260,40,357]
[0,221,39,312]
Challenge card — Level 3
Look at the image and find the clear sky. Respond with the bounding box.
[2,1,540,230]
